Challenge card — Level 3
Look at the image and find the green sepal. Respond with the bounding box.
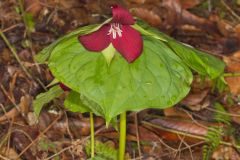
[102,44,116,66]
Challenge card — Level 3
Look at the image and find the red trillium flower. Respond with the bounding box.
[78,5,143,63]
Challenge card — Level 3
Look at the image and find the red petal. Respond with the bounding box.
[78,25,111,52]
[111,5,135,25]
[112,25,143,63]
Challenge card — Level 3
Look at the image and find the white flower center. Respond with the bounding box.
[108,23,123,39]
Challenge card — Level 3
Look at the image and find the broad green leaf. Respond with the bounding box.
[80,94,105,117]
[168,41,225,79]
[35,18,112,63]
[64,91,90,113]
[33,85,64,117]
[48,36,192,122]
[134,21,225,79]
[34,24,99,63]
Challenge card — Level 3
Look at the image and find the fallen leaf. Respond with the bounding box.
[227,105,240,124]
[212,146,240,160]
[131,8,162,27]
[163,107,190,119]
[180,0,202,9]
[0,147,21,160]
[182,89,209,106]
[224,50,240,95]
[217,19,235,37]
[98,123,160,142]
[24,0,43,17]
[0,95,31,122]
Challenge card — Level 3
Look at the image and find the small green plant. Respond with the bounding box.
[203,103,231,160]
[34,4,225,160]
[86,140,118,160]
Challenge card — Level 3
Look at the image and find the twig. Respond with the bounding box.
[221,0,240,22]
[158,138,177,152]
[0,104,10,122]
[206,107,240,117]
[224,72,240,77]
[0,85,21,114]
[16,113,62,159]
[142,121,240,149]
[177,135,194,160]
[134,112,142,159]
[161,141,205,157]
[45,126,106,160]
[0,29,47,91]
[0,154,11,160]
[0,30,32,79]
[2,23,22,33]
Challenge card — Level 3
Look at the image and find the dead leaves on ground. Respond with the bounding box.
[1,0,240,159]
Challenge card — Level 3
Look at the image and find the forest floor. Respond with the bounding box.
[0,0,240,159]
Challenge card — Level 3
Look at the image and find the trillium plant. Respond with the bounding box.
[34,4,225,160]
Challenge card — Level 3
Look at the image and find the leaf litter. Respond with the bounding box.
[0,0,240,159]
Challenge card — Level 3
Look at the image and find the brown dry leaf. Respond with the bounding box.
[1,48,12,63]
[24,0,43,17]
[12,127,39,160]
[98,123,160,142]
[127,0,146,4]
[227,106,240,124]
[131,8,162,27]
[182,89,209,106]
[180,0,202,9]
[181,89,210,111]
[38,112,104,138]
[217,19,235,37]
[235,24,240,38]
[212,146,240,160]
[148,117,209,136]
[0,95,31,122]
[224,50,240,95]
[0,147,21,160]
[127,123,160,141]
[163,107,190,119]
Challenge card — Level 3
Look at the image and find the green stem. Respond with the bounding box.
[90,112,95,158]
[224,72,240,77]
[119,112,127,160]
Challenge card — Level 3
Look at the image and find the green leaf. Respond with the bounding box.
[34,24,100,63]
[213,103,231,126]
[168,41,225,79]
[64,91,91,113]
[134,21,225,79]
[33,85,64,117]
[48,36,193,122]
[35,18,113,63]
[86,140,118,160]
[80,94,105,117]
[23,13,35,32]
